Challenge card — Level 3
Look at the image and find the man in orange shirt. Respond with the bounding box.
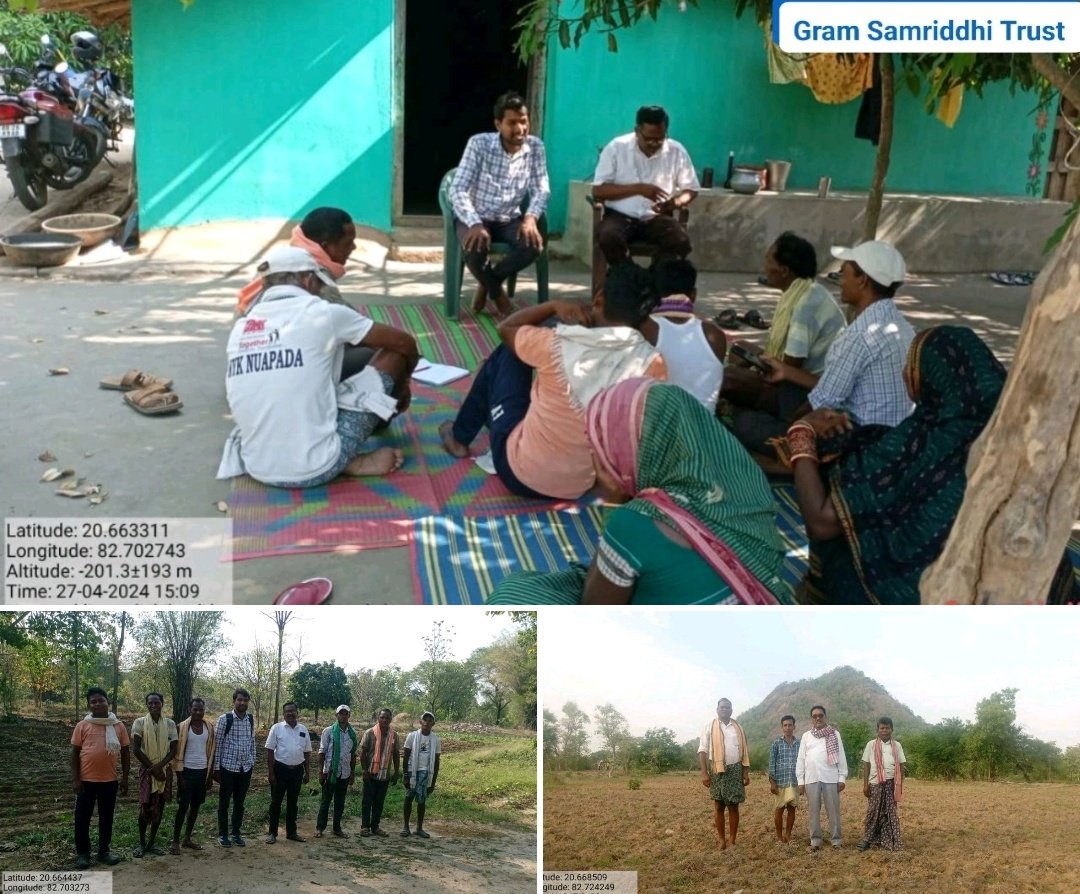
[439,261,664,500]
[71,686,130,869]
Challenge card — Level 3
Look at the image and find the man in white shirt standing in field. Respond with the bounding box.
[401,712,441,840]
[264,702,312,844]
[796,704,848,852]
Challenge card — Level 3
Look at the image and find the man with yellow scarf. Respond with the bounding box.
[722,232,845,458]
[131,692,178,857]
[697,698,751,849]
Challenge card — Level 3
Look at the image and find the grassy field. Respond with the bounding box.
[544,771,1080,894]
[0,716,536,874]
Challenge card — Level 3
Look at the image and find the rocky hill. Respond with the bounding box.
[734,665,929,747]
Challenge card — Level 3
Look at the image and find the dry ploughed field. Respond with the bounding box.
[544,772,1080,894]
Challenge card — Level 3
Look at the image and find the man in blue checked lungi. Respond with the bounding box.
[697,698,751,849]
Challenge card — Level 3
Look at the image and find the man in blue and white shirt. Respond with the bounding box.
[764,240,914,428]
[449,91,549,318]
[214,688,256,848]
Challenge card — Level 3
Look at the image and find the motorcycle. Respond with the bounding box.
[0,42,102,210]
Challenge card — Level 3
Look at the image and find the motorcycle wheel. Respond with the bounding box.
[45,126,99,189]
[6,156,48,211]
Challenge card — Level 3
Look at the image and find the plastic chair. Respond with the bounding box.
[438,167,549,320]
[589,196,690,294]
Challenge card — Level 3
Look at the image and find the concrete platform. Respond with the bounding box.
[563,180,1070,273]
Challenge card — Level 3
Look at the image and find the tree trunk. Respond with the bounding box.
[110,612,127,712]
[862,54,894,241]
[72,616,80,724]
[920,217,1080,602]
[1030,54,1080,111]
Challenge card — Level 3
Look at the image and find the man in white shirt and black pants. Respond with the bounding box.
[401,712,441,840]
[796,704,848,852]
[593,105,699,268]
[264,702,312,843]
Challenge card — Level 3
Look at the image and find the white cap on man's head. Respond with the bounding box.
[830,241,906,287]
[335,704,351,714]
[261,245,336,288]
[421,711,435,722]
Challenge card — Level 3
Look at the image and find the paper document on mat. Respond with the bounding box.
[412,358,470,386]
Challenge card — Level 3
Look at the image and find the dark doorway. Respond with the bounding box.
[402,0,528,215]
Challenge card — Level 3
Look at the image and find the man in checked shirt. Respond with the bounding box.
[769,714,800,843]
[449,91,550,319]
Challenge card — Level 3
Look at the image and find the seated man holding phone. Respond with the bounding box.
[722,233,846,456]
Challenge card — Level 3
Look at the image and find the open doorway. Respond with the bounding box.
[401,0,528,216]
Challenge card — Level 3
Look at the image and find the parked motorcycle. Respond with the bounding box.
[0,42,102,210]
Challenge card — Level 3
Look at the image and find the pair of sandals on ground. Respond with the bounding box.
[714,308,770,331]
[100,368,183,415]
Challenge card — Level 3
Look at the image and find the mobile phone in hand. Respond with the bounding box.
[730,343,771,374]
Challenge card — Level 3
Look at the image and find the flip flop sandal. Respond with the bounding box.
[100,369,173,391]
[272,577,333,606]
[169,844,181,855]
[740,309,770,330]
[124,384,183,416]
[826,271,842,283]
[714,309,741,329]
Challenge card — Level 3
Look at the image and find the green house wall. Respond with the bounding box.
[132,0,394,231]
[132,1,1040,234]
[541,8,1041,232]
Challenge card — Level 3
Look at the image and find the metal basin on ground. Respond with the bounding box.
[42,213,122,249]
[0,233,83,266]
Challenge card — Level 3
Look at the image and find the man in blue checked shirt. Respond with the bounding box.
[449,91,549,319]
[769,714,800,843]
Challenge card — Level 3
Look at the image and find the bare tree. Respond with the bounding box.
[262,611,294,725]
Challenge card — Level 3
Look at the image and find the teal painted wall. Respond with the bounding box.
[133,0,394,230]
[542,9,1041,232]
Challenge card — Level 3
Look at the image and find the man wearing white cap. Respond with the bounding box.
[763,240,914,427]
[316,705,357,838]
[217,246,419,487]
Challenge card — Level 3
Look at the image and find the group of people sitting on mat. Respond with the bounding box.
[214,92,1077,606]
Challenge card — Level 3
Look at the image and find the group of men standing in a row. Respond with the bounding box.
[71,686,442,869]
[698,699,906,853]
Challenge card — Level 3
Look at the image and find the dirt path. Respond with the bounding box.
[91,821,534,894]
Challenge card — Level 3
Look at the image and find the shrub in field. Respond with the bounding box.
[628,777,642,790]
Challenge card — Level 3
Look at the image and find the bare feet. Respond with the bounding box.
[471,283,488,313]
[492,287,512,320]
[718,837,729,851]
[439,421,469,458]
[344,447,404,477]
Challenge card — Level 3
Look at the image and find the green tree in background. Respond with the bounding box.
[968,688,1023,781]
[594,703,630,769]
[291,661,350,725]
[133,612,224,724]
[559,702,591,770]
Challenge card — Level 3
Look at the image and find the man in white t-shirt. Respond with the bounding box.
[170,697,216,855]
[593,105,699,268]
[796,704,848,852]
[264,702,312,843]
[401,712,441,840]
[218,246,419,488]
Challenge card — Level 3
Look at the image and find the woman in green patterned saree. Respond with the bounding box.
[780,325,1077,604]
[486,379,791,605]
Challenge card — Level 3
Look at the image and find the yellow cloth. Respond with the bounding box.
[134,714,170,795]
[710,718,750,774]
[936,83,964,128]
[765,277,814,358]
[805,54,874,103]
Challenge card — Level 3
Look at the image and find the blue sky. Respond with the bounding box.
[541,609,1080,748]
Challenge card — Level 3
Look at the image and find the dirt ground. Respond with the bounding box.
[543,772,1080,894]
[0,718,536,893]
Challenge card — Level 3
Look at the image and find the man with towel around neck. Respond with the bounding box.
[697,698,751,849]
